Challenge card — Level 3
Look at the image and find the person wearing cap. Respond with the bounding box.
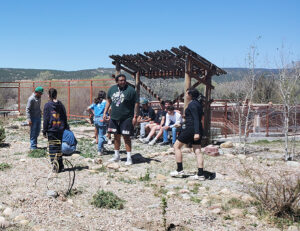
[26,86,43,150]
[137,98,156,142]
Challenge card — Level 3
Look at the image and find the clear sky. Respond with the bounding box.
[0,0,299,70]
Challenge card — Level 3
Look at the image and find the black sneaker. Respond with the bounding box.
[159,141,169,146]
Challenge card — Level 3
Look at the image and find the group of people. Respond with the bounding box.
[26,73,206,180]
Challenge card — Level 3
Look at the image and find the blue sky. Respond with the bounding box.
[0,0,299,70]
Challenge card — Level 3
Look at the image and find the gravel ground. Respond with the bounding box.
[0,119,300,231]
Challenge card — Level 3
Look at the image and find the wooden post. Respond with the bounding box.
[135,72,140,116]
[33,82,35,91]
[266,105,269,137]
[68,80,70,118]
[184,56,191,111]
[116,62,121,76]
[202,73,212,146]
[90,80,93,105]
[18,82,20,113]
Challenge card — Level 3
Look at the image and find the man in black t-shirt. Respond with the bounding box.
[103,74,139,165]
[137,98,156,141]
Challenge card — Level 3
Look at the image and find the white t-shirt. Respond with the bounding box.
[165,111,182,128]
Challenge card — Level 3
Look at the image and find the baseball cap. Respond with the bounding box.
[140,98,149,105]
[35,86,44,94]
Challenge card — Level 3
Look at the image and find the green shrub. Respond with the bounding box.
[28,149,47,158]
[0,162,11,171]
[139,169,151,182]
[91,190,125,210]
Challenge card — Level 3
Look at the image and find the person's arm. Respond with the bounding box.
[164,114,170,128]
[103,99,111,121]
[171,113,182,128]
[132,102,139,126]
[26,96,33,125]
[61,103,69,130]
[42,104,49,136]
[160,115,166,126]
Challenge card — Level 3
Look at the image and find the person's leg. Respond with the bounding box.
[162,128,169,143]
[144,124,158,142]
[95,127,98,144]
[30,117,40,149]
[149,126,163,145]
[123,135,133,165]
[140,122,146,138]
[61,142,75,155]
[170,140,185,176]
[171,127,178,144]
[193,144,204,173]
[98,125,106,153]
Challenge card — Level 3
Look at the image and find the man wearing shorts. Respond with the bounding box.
[103,74,139,165]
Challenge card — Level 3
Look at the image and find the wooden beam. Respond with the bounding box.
[184,56,192,110]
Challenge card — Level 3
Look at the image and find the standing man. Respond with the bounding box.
[26,86,43,150]
[103,74,139,165]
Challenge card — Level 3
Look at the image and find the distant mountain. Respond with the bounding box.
[0,67,115,82]
[0,67,279,83]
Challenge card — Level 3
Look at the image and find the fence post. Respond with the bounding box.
[90,80,93,105]
[32,82,35,91]
[266,105,269,137]
[68,80,70,118]
[18,82,20,113]
[225,101,228,138]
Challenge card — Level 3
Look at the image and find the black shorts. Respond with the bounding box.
[177,126,202,146]
[108,118,134,136]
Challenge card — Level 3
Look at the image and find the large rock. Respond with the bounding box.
[204,145,219,156]
[46,190,58,198]
[229,208,244,217]
[2,208,12,216]
[220,141,233,148]
[19,220,30,225]
[0,216,9,228]
[106,162,120,170]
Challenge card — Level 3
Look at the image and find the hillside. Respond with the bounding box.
[0,67,279,83]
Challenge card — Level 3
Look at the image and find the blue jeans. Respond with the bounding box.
[30,117,41,149]
[94,117,107,151]
[62,142,76,155]
[163,127,180,144]
[140,122,149,137]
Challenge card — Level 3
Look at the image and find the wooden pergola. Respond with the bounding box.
[110,46,226,145]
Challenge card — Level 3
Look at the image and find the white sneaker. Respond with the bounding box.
[141,138,150,144]
[98,151,103,156]
[109,155,120,162]
[107,140,112,145]
[148,139,156,146]
[189,174,205,181]
[170,170,185,177]
[125,158,133,165]
[138,138,145,143]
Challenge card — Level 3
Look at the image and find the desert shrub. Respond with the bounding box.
[28,149,47,158]
[91,190,125,210]
[242,167,300,222]
[0,162,11,171]
[139,169,151,182]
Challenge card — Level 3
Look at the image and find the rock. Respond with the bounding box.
[242,195,255,203]
[220,188,231,195]
[182,148,192,153]
[91,165,103,170]
[287,226,300,231]
[67,199,73,205]
[230,193,242,199]
[156,174,167,180]
[106,162,120,170]
[84,158,93,162]
[237,154,246,160]
[19,220,30,225]
[2,208,12,216]
[166,191,176,197]
[224,153,235,158]
[147,203,160,209]
[149,152,160,158]
[211,208,222,214]
[220,141,233,148]
[160,152,168,156]
[215,173,225,179]
[201,198,210,206]
[14,215,26,221]
[0,216,9,228]
[88,170,98,173]
[229,208,244,217]
[72,154,81,158]
[266,228,281,231]
[46,190,58,198]
[247,157,254,161]
[75,213,84,218]
[179,189,190,194]
[118,167,128,172]
[245,214,258,220]
[94,158,103,165]
[181,194,191,200]
[204,145,220,156]
[32,225,45,231]
[166,184,181,190]
[286,161,300,168]
[247,207,258,215]
[187,181,198,186]
[20,159,26,162]
[167,148,174,154]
